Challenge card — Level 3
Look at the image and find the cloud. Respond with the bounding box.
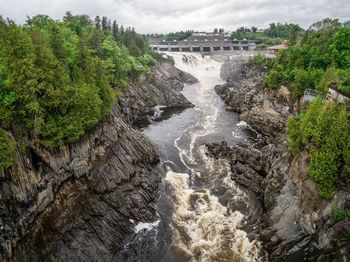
[0,0,349,33]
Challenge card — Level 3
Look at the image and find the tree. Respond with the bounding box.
[3,23,38,124]
[289,24,301,45]
[90,29,103,57]
[95,16,101,30]
[328,27,350,69]
[107,19,111,30]
[26,15,54,28]
[251,26,257,33]
[0,13,150,148]
[112,20,119,41]
[50,25,66,63]
[102,16,108,30]
[213,28,218,33]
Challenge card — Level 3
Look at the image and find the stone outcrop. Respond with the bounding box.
[215,64,292,138]
[212,63,350,261]
[0,58,194,261]
[118,59,198,124]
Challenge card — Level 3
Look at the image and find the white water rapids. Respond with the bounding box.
[120,52,262,262]
[162,53,261,261]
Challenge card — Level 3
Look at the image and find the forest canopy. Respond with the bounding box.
[248,18,350,199]
[0,13,154,150]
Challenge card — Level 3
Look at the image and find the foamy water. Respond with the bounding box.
[120,53,262,261]
[162,53,262,261]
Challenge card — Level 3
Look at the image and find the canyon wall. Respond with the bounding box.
[212,63,350,261]
[0,58,195,261]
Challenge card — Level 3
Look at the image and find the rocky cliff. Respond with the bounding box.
[211,63,350,261]
[0,58,194,261]
[119,59,198,125]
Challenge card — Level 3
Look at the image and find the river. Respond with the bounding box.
[119,53,262,262]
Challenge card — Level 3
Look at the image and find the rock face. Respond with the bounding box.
[0,58,194,261]
[118,59,198,124]
[212,63,350,261]
[215,64,291,138]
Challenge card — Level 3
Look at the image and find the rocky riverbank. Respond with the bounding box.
[209,63,350,261]
[119,58,198,126]
[0,58,194,261]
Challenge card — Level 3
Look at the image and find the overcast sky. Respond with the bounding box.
[0,0,349,33]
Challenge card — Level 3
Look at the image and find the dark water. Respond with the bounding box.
[119,53,262,262]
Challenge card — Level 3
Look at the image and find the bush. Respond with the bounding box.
[287,116,301,156]
[332,204,350,220]
[292,68,323,98]
[248,54,273,69]
[287,99,349,199]
[266,65,285,89]
[0,129,15,170]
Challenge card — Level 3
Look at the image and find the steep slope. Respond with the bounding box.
[212,63,350,261]
[0,59,195,261]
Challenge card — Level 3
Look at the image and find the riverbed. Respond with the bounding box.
[119,52,262,262]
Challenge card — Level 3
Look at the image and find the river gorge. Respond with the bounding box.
[120,53,263,261]
[2,51,349,262]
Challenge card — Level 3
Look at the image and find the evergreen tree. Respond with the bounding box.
[50,25,67,64]
[0,13,151,148]
[289,24,300,45]
[102,16,108,30]
[90,29,103,57]
[107,19,112,31]
[95,16,101,30]
[112,20,119,41]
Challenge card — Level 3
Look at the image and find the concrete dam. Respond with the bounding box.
[150,32,256,53]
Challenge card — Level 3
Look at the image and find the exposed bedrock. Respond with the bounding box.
[210,63,350,261]
[118,59,198,124]
[0,59,195,261]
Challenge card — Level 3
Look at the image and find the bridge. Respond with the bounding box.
[149,32,256,53]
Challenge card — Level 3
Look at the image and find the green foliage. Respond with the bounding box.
[265,22,303,39]
[289,24,302,46]
[247,54,273,69]
[0,129,16,170]
[266,63,290,89]
[287,99,350,199]
[328,28,350,69]
[292,68,323,98]
[149,51,164,61]
[230,23,304,48]
[231,30,282,48]
[266,19,350,98]
[0,13,151,148]
[159,30,193,41]
[332,204,350,220]
[287,116,301,156]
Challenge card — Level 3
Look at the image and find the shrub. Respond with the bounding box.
[266,65,285,89]
[287,116,301,156]
[287,99,349,199]
[0,129,15,170]
[332,204,350,220]
[247,54,273,69]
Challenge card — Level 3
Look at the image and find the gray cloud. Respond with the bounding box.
[0,0,349,33]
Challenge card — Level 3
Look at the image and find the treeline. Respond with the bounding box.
[0,12,155,155]
[249,18,350,200]
[148,30,193,42]
[231,22,304,48]
[266,18,350,98]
